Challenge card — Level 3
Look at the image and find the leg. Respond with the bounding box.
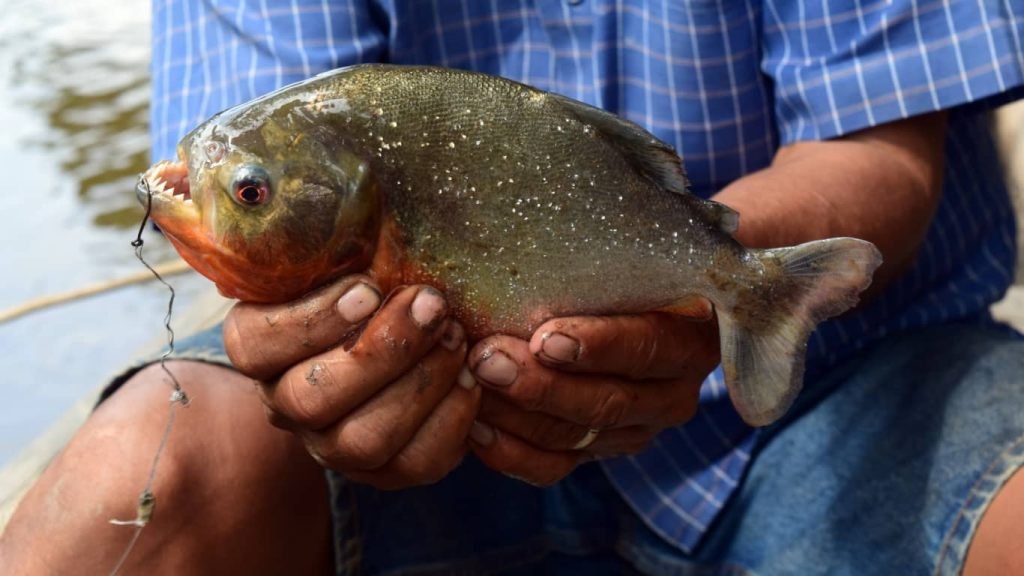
[707,324,1024,575]
[603,324,1024,575]
[0,361,331,575]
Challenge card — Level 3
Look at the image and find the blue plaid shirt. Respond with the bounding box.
[152,0,1024,553]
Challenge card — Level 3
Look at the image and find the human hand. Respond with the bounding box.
[466,313,719,485]
[223,277,480,490]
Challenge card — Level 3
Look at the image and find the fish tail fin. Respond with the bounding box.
[718,238,882,427]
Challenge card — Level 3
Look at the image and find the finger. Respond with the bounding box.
[478,394,587,450]
[478,395,658,455]
[260,400,299,432]
[470,336,701,429]
[342,379,482,490]
[469,423,579,486]
[528,313,720,380]
[261,286,450,429]
[224,275,381,380]
[300,322,468,469]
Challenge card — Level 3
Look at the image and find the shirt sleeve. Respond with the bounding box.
[760,0,1024,143]
[150,0,387,161]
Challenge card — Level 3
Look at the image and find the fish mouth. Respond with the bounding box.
[137,160,191,206]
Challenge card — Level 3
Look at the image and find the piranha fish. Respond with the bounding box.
[138,64,881,427]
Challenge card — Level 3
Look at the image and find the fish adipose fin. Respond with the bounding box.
[696,200,740,236]
[718,238,883,427]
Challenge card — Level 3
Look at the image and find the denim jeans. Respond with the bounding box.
[106,322,1024,575]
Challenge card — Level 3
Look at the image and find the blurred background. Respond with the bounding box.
[0,0,209,466]
[0,0,1022,473]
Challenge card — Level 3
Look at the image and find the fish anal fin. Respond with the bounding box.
[658,296,714,321]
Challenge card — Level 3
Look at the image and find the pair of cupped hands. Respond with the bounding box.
[224,276,720,489]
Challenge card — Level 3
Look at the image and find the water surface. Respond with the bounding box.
[0,0,209,465]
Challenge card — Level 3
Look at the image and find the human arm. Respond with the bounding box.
[467,111,948,484]
[717,112,948,290]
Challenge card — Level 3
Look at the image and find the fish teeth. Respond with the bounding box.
[155,177,177,197]
[142,160,187,199]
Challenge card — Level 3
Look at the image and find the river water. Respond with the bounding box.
[0,0,209,465]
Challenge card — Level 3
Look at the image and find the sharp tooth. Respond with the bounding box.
[154,178,172,196]
[183,198,193,206]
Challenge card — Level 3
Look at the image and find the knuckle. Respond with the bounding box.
[626,330,661,380]
[261,403,292,430]
[223,314,258,376]
[589,388,634,428]
[393,454,441,485]
[356,318,430,364]
[513,375,551,412]
[279,369,329,427]
[333,422,392,470]
[394,444,465,486]
[307,434,364,471]
[531,419,584,450]
[301,436,334,469]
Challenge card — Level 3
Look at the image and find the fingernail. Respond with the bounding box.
[410,287,446,329]
[473,350,518,387]
[539,331,580,364]
[336,283,380,323]
[457,366,476,390]
[441,321,465,351]
[469,420,495,446]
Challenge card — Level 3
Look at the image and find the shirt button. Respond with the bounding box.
[567,0,583,5]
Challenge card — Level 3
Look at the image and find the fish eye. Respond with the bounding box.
[231,165,272,206]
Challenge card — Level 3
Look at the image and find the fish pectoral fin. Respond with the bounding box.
[719,238,883,427]
[546,92,690,197]
[658,296,714,321]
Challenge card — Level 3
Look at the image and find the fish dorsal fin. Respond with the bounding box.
[548,92,739,237]
[547,93,690,195]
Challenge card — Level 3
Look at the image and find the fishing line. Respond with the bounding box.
[107,176,191,576]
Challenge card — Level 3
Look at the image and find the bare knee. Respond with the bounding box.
[963,465,1024,576]
[2,361,330,575]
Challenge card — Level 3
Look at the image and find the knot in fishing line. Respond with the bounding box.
[170,388,190,405]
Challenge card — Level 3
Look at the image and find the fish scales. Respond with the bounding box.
[322,67,735,336]
[138,64,882,426]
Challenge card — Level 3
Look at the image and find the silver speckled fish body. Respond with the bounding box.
[143,65,882,426]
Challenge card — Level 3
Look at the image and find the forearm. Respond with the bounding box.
[713,112,948,294]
